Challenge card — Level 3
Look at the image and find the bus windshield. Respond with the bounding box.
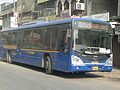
[73,29,112,55]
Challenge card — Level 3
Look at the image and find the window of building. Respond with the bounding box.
[64,0,69,10]
[80,0,84,3]
[58,1,62,16]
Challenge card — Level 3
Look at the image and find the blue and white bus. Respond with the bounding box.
[0,18,113,74]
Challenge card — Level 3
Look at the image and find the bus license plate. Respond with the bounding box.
[91,61,99,64]
[92,66,98,71]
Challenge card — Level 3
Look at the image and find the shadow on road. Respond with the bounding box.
[52,71,103,79]
[12,62,104,79]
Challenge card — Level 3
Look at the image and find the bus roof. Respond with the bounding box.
[1,18,111,32]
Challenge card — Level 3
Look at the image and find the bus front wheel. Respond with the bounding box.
[44,56,52,74]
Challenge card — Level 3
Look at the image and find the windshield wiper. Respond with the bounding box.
[74,50,81,53]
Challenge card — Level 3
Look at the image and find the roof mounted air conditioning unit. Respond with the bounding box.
[76,2,85,10]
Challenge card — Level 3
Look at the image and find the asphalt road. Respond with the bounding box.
[0,61,120,90]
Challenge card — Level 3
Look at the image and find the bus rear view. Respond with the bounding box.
[70,19,113,72]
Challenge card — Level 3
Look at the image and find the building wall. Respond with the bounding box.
[0,3,14,27]
[0,5,1,15]
[56,0,85,17]
[17,0,36,13]
[2,15,10,27]
[17,0,36,24]
[113,0,120,68]
[1,3,14,15]
[37,0,56,17]
[85,0,118,17]
[113,35,120,67]
[92,0,117,17]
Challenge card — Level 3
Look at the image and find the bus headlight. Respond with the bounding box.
[71,55,85,66]
[105,55,113,66]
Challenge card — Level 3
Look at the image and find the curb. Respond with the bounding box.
[107,77,120,82]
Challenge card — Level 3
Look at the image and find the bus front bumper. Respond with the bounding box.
[71,65,112,72]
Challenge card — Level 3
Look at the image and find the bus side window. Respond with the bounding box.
[32,29,41,49]
[17,31,23,48]
[22,30,32,49]
[12,32,17,46]
[50,27,59,50]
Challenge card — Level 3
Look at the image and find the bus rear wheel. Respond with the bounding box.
[7,51,12,63]
[44,56,52,74]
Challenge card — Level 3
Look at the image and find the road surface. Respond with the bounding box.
[0,61,120,90]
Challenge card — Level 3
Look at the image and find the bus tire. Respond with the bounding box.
[7,51,12,64]
[44,56,52,74]
[80,72,86,75]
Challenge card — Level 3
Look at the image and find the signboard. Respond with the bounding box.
[60,10,70,18]
[114,24,120,35]
[10,17,18,27]
[118,35,120,42]
[37,0,49,4]
[82,12,109,21]
[38,15,56,21]
[77,21,110,30]
[110,22,117,28]
[0,20,2,26]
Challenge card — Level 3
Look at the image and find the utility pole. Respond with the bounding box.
[19,0,24,25]
[13,0,18,27]
[6,1,10,27]
[13,0,16,13]
[87,0,92,16]
[118,0,120,16]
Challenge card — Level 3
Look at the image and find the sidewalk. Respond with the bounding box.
[104,68,120,81]
[91,68,120,82]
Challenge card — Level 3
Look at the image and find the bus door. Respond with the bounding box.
[57,29,71,71]
[0,33,4,59]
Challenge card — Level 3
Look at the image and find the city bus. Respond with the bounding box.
[0,18,113,74]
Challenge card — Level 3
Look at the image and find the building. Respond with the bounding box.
[0,2,14,27]
[37,0,85,20]
[56,0,85,18]
[0,0,85,25]
[112,0,120,68]
[85,0,118,17]
[0,1,18,28]
[17,0,85,22]
[37,0,56,21]
[17,0,37,25]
